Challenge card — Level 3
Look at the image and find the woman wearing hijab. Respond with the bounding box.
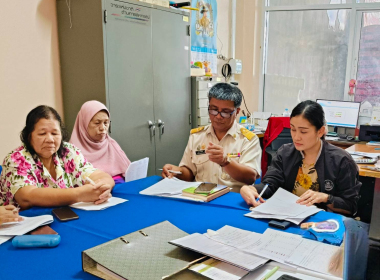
[70,101,131,184]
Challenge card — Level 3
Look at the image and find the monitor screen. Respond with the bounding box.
[317,99,360,128]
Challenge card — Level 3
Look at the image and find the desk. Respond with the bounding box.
[346,144,380,178]
[327,139,366,149]
[345,144,380,226]
[0,177,345,280]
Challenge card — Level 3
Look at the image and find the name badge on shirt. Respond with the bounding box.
[196,150,206,155]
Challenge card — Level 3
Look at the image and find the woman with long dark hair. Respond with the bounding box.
[241,100,361,215]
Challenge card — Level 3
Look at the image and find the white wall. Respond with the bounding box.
[0,0,262,161]
[0,0,63,160]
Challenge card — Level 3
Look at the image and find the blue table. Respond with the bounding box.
[0,176,345,280]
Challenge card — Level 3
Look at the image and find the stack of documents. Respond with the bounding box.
[170,230,268,271]
[366,141,380,146]
[140,178,203,201]
[171,225,342,278]
[347,151,380,159]
[245,188,322,224]
[0,215,54,245]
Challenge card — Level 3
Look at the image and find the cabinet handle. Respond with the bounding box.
[157,119,165,135]
[148,120,155,137]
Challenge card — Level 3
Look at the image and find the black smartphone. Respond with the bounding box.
[52,207,79,222]
[276,274,302,280]
[194,183,217,194]
[268,220,291,230]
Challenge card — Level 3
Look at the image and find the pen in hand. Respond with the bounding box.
[86,177,96,186]
[158,169,182,175]
[256,184,269,202]
[249,184,268,211]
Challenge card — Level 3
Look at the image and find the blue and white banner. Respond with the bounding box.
[191,0,218,74]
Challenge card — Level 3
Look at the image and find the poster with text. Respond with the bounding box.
[191,0,218,74]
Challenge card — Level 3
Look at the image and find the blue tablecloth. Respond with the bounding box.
[0,176,346,280]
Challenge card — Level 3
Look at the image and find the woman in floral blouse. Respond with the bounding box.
[0,105,115,209]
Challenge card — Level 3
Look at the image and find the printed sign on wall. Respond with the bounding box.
[191,0,218,75]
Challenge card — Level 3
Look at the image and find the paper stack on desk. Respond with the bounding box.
[0,215,54,245]
[171,225,342,278]
[245,188,322,224]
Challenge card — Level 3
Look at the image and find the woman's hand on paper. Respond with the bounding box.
[93,180,113,204]
[240,185,265,207]
[77,182,112,205]
[0,205,23,225]
[296,190,328,206]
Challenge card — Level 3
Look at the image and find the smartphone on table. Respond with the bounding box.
[194,183,217,194]
[52,207,79,222]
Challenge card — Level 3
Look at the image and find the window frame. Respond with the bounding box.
[258,1,380,111]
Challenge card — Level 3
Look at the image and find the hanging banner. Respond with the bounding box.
[191,0,218,75]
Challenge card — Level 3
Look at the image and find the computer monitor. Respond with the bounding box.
[316,99,360,129]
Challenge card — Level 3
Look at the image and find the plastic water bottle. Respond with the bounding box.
[283,108,290,117]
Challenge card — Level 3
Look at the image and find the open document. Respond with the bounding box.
[70,197,127,211]
[175,225,342,278]
[245,188,322,224]
[0,215,54,245]
[124,157,149,182]
[170,233,268,271]
[140,177,201,196]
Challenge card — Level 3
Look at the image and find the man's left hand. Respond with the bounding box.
[206,142,225,165]
[296,190,328,206]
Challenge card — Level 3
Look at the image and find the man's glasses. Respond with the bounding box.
[208,107,236,119]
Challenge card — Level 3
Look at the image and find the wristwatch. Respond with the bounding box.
[327,194,334,204]
[220,156,231,167]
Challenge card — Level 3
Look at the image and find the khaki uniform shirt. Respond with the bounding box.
[179,122,262,188]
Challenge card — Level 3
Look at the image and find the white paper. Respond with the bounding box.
[190,258,249,280]
[206,225,263,251]
[246,188,322,224]
[139,177,201,196]
[0,235,13,245]
[170,233,268,271]
[245,262,342,280]
[370,106,380,125]
[249,228,303,264]
[347,151,380,159]
[70,197,127,211]
[0,215,53,236]
[124,157,149,182]
[286,239,342,275]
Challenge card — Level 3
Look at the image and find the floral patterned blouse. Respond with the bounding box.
[0,142,96,206]
[293,162,320,196]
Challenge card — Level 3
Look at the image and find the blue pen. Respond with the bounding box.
[375,148,380,150]
[256,184,269,202]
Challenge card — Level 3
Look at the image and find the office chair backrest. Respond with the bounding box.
[270,128,292,151]
[343,218,369,280]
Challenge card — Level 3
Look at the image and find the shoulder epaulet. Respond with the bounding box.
[190,126,205,134]
[240,127,256,140]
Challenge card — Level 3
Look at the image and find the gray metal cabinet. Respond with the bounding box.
[56,0,191,175]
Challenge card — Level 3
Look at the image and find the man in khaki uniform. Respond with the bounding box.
[162,83,262,188]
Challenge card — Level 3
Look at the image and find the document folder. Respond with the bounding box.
[82,221,202,280]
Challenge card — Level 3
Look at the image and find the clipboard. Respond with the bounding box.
[82,221,203,280]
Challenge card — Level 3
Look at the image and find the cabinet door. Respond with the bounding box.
[152,9,191,174]
[104,0,156,175]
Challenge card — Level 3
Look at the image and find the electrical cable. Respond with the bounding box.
[231,82,251,117]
